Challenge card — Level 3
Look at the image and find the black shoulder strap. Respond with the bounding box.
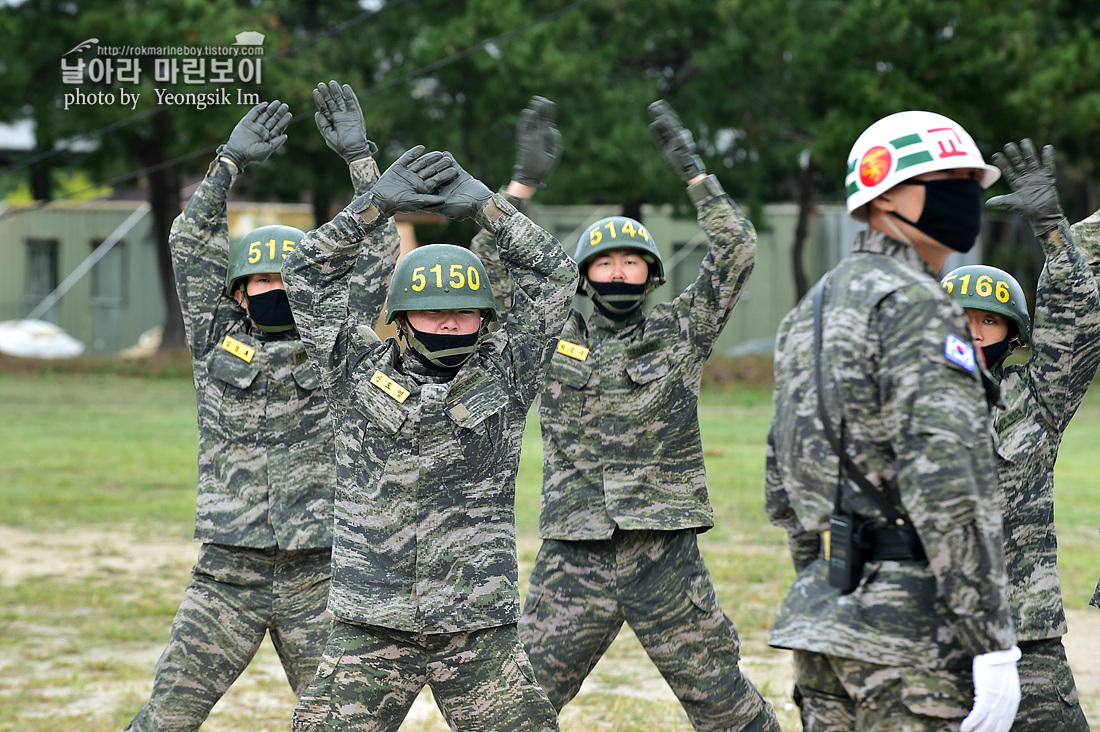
[812,274,906,526]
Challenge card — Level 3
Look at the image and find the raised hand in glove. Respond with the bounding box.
[367,145,457,218]
[220,100,292,170]
[313,80,377,163]
[427,154,494,221]
[648,99,705,182]
[512,96,562,188]
[960,646,1021,732]
[986,138,1064,236]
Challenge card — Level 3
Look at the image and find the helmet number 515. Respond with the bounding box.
[248,238,296,263]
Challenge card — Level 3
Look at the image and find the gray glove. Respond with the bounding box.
[313,80,377,163]
[986,138,1064,236]
[219,100,292,170]
[511,96,562,187]
[648,99,705,182]
[426,154,494,220]
[369,145,457,218]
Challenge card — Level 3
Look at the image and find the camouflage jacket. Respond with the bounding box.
[284,193,578,634]
[473,175,755,540]
[993,219,1100,641]
[170,155,393,550]
[765,230,1015,669]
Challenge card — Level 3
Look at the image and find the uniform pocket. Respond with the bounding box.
[446,377,509,430]
[208,346,262,389]
[353,372,410,436]
[687,571,741,657]
[548,348,592,390]
[292,641,344,732]
[520,584,543,618]
[292,359,321,391]
[446,377,509,480]
[625,344,670,385]
[898,667,972,719]
[206,348,264,438]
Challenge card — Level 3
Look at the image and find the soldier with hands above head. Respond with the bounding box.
[766,110,1020,732]
[283,139,578,731]
[941,138,1099,731]
[471,95,562,317]
[476,98,780,731]
[123,83,399,732]
[1068,193,1100,622]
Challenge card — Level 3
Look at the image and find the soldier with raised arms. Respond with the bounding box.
[941,138,1099,731]
[474,98,780,732]
[766,110,1020,731]
[283,140,578,731]
[123,82,399,732]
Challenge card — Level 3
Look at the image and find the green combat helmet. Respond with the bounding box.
[385,243,497,324]
[574,216,666,289]
[225,224,306,296]
[941,264,1031,346]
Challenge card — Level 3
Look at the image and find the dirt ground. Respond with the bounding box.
[1,525,1096,729]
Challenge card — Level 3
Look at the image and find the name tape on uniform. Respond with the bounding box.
[557,339,589,361]
[371,370,411,403]
[221,335,255,363]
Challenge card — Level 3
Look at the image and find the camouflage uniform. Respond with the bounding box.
[989,219,1099,730]
[1072,208,1100,617]
[476,176,780,731]
[124,156,396,732]
[283,192,578,732]
[765,230,1015,730]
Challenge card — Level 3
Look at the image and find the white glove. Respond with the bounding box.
[960,645,1021,732]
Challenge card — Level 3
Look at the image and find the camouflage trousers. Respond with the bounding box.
[124,543,333,732]
[1012,637,1089,731]
[519,529,779,732]
[1092,578,1100,610]
[291,620,558,732]
[792,649,975,731]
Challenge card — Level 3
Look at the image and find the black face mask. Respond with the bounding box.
[404,320,481,370]
[981,339,1012,369]
[587,279,648,319]
[246,289,295,333]
[889,178,985,253]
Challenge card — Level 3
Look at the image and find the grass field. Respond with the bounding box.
[0,358,1097,731]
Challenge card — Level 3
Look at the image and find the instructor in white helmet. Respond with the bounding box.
[765,110,1021,732]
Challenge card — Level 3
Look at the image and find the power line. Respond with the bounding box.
[0,0,600,216]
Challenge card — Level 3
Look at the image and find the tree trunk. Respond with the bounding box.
[30,162,51,201]
[792,158,816,301]
[134,109,186,352]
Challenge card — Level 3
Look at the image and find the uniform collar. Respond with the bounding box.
[398,349,458,385]
[589,306,645,335]
[244,323,299,343]
[852,229,940,279]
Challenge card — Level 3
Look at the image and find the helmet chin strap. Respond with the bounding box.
[882,213,914,246]
[586,277,649,318]
[398,317,489,370]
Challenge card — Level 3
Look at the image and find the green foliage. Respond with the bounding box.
[4,0,1100,218]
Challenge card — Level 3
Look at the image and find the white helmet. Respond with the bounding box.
[845,111,1000,222]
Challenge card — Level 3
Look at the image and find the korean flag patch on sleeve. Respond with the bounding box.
[944,333,976,373]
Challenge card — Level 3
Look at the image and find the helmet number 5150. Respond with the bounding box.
[412,264,480,292]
